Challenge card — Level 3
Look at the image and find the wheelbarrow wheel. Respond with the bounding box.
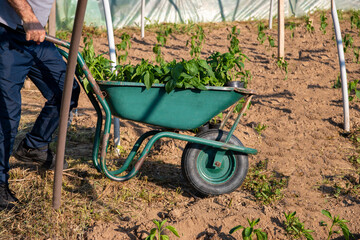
[181,129,248,196]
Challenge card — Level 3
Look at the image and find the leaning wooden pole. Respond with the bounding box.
[278,0,284,58]
[53,0,88,210]
[48,1,56,36]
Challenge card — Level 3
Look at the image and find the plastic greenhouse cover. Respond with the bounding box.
[56,0,360,30]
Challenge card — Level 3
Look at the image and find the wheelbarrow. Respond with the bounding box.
[47,35,257,196]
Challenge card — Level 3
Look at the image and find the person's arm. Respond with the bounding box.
[7,0,46,44]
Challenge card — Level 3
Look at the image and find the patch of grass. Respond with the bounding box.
[283,211,314,240]
[242,159,288,205]
[276,57,289,80]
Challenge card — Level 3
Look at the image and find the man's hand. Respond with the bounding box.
[23,21,46,44]
[7,0,46,44]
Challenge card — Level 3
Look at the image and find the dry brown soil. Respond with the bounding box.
[22,12,360,239]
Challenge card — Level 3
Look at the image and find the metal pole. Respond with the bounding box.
[52,0,88,210]
[101,0,121,154]
[141,0,145,38]
[278,0,284,58]
[331,0,350,131]
[269,0,273,29]
[48,0,56,36]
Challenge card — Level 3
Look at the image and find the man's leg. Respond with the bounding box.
[24,40,80,149]
[0,25,33,209]
[13,40,80,170]
[0,25,33,184]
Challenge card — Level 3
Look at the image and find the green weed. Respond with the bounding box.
[243,160,288,205]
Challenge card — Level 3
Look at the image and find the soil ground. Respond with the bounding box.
[18,11,360,239]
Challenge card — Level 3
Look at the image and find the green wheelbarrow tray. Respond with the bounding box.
[98,81,253,130]
[49,35,258,195]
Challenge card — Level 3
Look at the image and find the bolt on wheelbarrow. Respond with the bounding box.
[47,35,258,196]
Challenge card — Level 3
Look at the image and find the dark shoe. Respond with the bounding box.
[13,140,68,170]
[0,183,18,210]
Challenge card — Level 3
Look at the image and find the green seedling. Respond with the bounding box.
[255,123,267,136]
[283,211,314,240]
[320,210,353,240]
[337,10,343,20]
[81,35,115,81]
[267,35,276,48]
[320,12,328,34]
[332,73,341,89]
[304,15,315,33]
[348,79,360,101]
[343,34,354,53]
[186,25,205,58]
[276,57,289,80]
[354,47,360,63]
[228,26,241,54]
[153,25,173,64]
[230,218,268,240]
[116,33,131,64]
[257,22,266,44]
[350,10,360,32]
[286,21,296,38]
[145,219,180,240]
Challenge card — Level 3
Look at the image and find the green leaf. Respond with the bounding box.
[165,79,177,93]
[153,219,160,229]
[254,230,268,240]
[321,210,332,219]
[165,226,180,237]
[356,90,360,100]
[159,220,167,229]
[339,223,350,240]
[229,225,244,234]
[160,235,169,240]
[242,227,253,237]
[171,63,184,81]
[143,71,151,89]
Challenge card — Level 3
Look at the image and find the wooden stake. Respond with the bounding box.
[48,1,56,36]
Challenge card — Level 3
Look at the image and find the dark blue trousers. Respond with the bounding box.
[0,24,80,184]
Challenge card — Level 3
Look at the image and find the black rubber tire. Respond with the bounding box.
[181,129,249,196]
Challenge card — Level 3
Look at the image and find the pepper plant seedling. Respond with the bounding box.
[145,219,180,240]
[229,218,268,240]
[320,209,353,240]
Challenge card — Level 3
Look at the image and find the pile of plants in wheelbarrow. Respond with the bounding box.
[80,26,252,93]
